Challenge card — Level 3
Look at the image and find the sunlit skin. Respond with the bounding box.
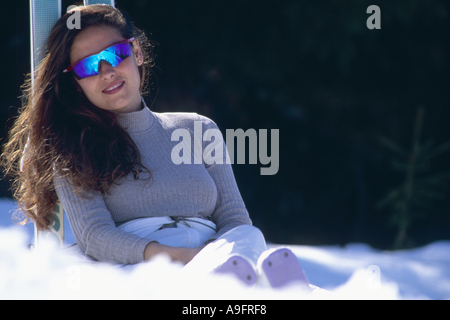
[70,26,144,113]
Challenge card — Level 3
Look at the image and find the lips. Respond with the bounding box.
[102,81,125,94]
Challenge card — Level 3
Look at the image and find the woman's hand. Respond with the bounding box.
[144,242,203,265]
[175,246,203,264]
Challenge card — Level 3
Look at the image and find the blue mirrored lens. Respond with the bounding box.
[73,43,132,79]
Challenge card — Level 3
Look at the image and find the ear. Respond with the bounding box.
[72,79,82,92]
[75,84,83,93]
[131,38,143,66]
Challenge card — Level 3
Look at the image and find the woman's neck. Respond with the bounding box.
[114,98,155,135]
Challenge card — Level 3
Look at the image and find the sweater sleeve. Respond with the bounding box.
[199,116,253,239]
[53,175,151,265]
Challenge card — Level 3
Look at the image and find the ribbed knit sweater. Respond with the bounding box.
[54,102,252,265]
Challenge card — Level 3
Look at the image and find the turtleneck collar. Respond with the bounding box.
[114,98,156,135]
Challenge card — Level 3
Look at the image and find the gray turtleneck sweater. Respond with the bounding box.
[54,102,252,265]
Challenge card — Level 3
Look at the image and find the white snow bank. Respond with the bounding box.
[1,199,449,299]
[0,226,401,300]
[289,242,450,300]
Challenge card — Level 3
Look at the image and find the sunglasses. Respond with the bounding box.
[63,37,135,79]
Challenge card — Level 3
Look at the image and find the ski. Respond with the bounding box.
[31,0,116,248]
[30,0,64,248]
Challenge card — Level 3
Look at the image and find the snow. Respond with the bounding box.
[1,198,449,299]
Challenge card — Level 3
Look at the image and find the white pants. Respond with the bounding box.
[184,224,267,273]
[118,217,267,272]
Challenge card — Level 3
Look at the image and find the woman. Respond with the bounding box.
[2,5,308,289]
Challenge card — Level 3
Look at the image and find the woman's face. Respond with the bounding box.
[70,26,143,113]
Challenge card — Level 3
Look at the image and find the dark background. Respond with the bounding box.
[1,0,449,249]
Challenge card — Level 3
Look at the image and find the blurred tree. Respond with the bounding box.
[378,107,450,249]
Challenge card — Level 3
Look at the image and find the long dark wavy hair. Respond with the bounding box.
[1,5,154,230]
